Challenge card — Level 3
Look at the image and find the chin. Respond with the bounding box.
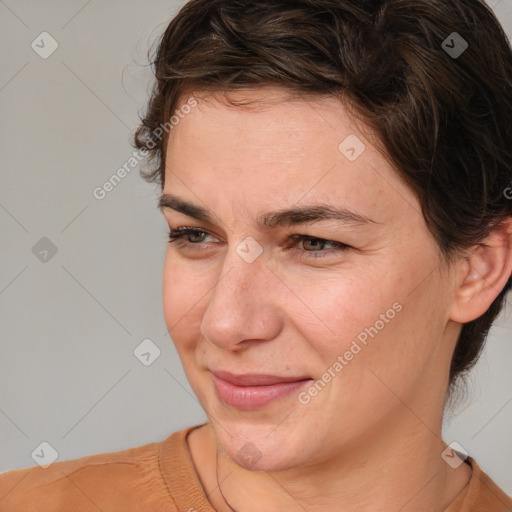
[209,416,309,472]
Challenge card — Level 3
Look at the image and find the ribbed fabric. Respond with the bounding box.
[0,422,510,511]
[0,424,211,512]
[159,422,214,511]
[444,457,512,512]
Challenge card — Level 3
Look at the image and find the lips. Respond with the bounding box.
[210,370,313,410]
[211,370,311,386]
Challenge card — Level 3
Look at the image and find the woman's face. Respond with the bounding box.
[161,88,459,471]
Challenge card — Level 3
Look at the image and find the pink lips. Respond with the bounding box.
[211,370,312,410]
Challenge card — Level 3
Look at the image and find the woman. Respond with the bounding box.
[1,0,511,510]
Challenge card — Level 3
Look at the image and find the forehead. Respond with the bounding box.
[173,88,359,147]
[164,88,417,225]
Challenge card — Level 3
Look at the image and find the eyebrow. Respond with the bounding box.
[158,193,378,228]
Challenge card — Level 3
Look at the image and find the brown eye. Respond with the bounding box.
[301,238,327,251]
[186,231,208,243]
[289,235,350,259]
[168,227,215,245]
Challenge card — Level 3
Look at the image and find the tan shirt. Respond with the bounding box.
[1,423,511,511]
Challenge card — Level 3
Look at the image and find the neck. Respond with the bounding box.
[213,406,468,512]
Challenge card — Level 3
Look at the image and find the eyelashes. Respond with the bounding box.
[168,226,211,244]
[167,226,351,259]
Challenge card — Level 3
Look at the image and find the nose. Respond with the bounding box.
[200,244,283,351]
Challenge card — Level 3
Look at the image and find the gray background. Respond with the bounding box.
[0,0,511,495]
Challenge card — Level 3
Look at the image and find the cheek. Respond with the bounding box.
[291,266,437,395]
[162,255,209,346]
[284,270,391,361]
[312,273,447,417]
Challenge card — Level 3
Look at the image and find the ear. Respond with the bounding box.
[450,217,512,323]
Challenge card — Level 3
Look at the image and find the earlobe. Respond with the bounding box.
[449,218,512,324]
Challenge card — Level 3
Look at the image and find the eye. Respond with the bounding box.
[167,227,216,245]
[289,235,350,259]
[167,227,351,259]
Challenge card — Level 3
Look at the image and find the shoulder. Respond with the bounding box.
[0,430,189,512]
[446,457,512,512]
[469,459,512,510]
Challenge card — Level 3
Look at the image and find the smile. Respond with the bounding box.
[211,371,313,410]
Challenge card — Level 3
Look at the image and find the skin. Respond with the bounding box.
[160,86,512,512]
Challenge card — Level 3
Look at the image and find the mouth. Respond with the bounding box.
[210,370,313,410]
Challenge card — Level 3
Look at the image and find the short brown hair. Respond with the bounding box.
[134,0,512,391]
